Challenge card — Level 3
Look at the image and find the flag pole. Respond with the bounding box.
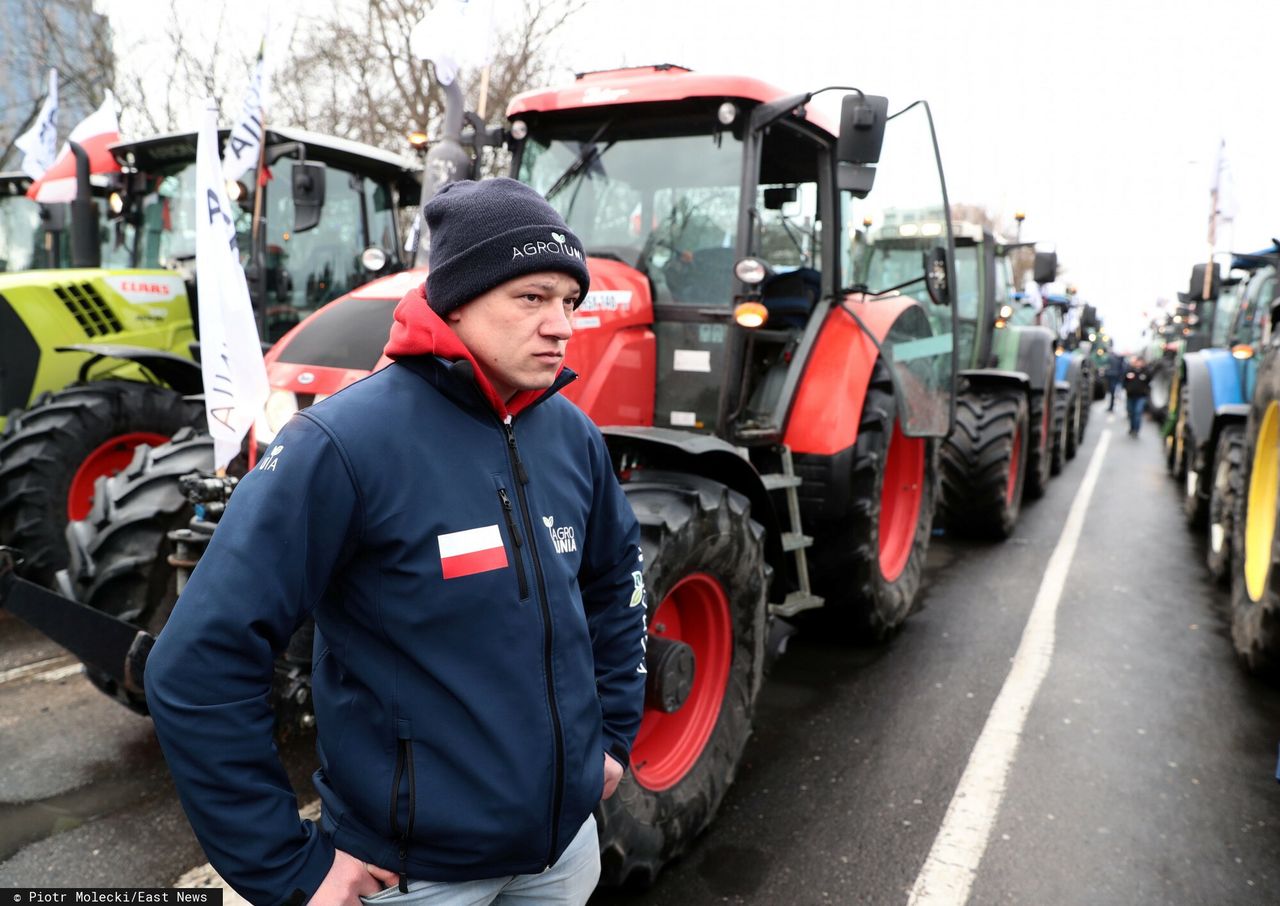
[477,64,491,120]
[1203,139,1223,300]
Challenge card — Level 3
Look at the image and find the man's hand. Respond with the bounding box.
[602,752,624,800]
[310,849,400,905]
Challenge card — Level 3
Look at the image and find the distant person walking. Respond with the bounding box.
[1106,352,1126,412]
[1124,356,1152,437]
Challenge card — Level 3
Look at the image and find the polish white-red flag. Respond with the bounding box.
[438,525,508,579]
[26,90,121,204]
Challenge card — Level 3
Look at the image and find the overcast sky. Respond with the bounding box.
[102,0,1280,349]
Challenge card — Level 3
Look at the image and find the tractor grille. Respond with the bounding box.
[0,291,40,412]
[55,281,123,337]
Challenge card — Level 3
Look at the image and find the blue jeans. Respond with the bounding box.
[359,815,600,906]
[1126,396,1147,434]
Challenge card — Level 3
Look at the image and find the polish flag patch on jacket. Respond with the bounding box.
[438,525,508,579]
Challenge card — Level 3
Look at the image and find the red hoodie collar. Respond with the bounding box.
[383,284,552,418]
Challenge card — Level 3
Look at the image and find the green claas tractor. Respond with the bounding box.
[0,128,419,585]
[938,226,1057,537]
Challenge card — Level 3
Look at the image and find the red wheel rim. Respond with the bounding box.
[1006,424,1023,506]
[879,422,925,582]
[631,572,732,792]
[66,432,169,520]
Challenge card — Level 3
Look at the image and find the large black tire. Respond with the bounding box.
[1230,351,1280,676]
[1148,360,1172,423]
[1206,424,1243,586]
[1024,382,1053,499]
[939,386,1028,539]
[596,473,767,889]
[807,363,937,641]
[0,381,204,587]
[1064,386,1080,461]
[57,429,215,711]
[1049,389,1069,475]
[1168,384,1190,480]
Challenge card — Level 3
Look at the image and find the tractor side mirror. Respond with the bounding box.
[1033,250,1058,285]
[836,94,888,199]
[1081,304,1100,330]
[763,186,797,210]
[292,162,327,234]
[924,246,950,307]
[1188,262,1220,301]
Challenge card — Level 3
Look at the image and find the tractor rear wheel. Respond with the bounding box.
[1206,424,1243,586]
[0,381,203,587]
[596,473,767,889]
[939,387,1028,539]
[1024,383,1053,499]
[808,364,936,640]
[1230,353,1280,676]
[57,429,215,711]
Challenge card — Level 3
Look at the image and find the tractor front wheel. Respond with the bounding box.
[809,364,936,640]
[1206,424,1243,586]
[57,429,215,711]
[1050,389,1069,476]
[939,387,1028,539]
[0,382,203,587]
[1230,354,1280,676]
[1024,383,1053,499]
[596,473,767,889]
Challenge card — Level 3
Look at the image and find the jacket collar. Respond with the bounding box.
[383,284,575,419]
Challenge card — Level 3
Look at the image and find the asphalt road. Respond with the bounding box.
[3,401,1280,904]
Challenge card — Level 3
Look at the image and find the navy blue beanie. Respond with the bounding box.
[424,178,591,316]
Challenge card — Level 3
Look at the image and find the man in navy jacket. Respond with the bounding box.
[145,179,648,905]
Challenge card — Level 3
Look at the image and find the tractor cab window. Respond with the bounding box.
[951,243,981,367]
[136,164,251,271]
[518,121,744,307]
[258,163,380,339]
[1213,281,1244,347]
[1235,268,1276,346]
[0,195,43,271]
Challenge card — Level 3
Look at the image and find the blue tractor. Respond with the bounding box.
[1177,246,1277,584]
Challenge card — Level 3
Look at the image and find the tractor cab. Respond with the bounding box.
[0,172,132,272]
[108,127,420,343]
[509,66,955,447]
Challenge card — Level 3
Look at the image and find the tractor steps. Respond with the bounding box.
[764,446,824,618]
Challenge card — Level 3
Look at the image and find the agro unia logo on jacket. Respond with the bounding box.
[542,515,577,553]
[511,231,584,261]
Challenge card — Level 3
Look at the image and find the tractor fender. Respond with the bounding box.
[782,294,914,456]
[55,343,204,395]
[1011,327,1055,393]
[958,368,1031,395]
[1183,350,1218,466]
[601,426,786,585]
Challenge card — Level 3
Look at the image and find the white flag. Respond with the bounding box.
[410,0,496,86]
[196,98,269,472]
[14,69,59,180]
[222,49,269,183]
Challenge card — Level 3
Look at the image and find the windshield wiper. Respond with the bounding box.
[544,120,614,201]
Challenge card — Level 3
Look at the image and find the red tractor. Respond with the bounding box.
[7,66,958,887]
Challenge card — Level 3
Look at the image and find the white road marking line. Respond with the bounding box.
[37,663,85,682]
[176,799,322,899]
[908,428,1113,906]
[0,655,77,686]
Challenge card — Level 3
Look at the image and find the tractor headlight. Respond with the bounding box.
[999,304,1013,319]
[734,257,770,285]
[254,390,299,446]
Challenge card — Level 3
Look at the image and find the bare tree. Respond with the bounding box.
[272,0,586,160]
[0,0,117,169]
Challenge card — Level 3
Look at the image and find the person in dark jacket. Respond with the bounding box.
[1106,352,1126,412]
[145,178,648,906]
[1123,355,1152,436]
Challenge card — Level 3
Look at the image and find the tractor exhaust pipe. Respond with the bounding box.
[410,80,475,266]
[68,141,101,269]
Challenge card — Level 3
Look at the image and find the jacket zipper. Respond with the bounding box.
[498,488,530,599]
[501,414,565,866]
[388,738,416,892]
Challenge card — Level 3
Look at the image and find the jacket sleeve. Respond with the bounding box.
[144,412,361,906]
[577,430,646,768]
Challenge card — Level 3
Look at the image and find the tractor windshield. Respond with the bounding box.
[133,158,401,341]
[518,126,743,306]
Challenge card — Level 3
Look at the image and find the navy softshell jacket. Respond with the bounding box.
[145,292,647,904]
